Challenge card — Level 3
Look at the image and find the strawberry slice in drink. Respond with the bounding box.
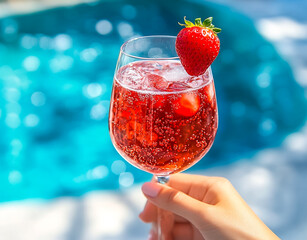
[174,92,200,117]
[147,74,169,91]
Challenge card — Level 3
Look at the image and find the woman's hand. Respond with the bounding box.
[139,173,280,240]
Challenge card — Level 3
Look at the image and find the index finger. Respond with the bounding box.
[165,173,219,194]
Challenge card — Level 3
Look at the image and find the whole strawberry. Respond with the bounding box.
[176,17,221,76]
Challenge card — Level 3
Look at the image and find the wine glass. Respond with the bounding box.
[109,36,218,239]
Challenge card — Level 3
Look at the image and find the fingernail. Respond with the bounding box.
[142,182,161,198]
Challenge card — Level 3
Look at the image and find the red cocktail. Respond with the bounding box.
[109,59,217,175]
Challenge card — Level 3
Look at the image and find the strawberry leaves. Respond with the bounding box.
[178,16,221,34]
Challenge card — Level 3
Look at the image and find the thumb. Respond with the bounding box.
[141,182,211,227]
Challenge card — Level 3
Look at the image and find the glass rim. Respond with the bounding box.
[120,35,180,60]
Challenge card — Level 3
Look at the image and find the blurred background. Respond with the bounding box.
[0,0,306,239]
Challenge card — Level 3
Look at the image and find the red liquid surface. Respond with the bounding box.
[109,60,218,175]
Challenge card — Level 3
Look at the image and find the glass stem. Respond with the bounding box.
[156,175,170,184]
[154,175,173,240]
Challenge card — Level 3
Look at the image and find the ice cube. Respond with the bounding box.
[167,81,191,91]
[139,61,163,73]
[161,62,189,83]
[152,62,163,70]
[119,66,144,89]
[186,76,204,88]
[186,71,211,88]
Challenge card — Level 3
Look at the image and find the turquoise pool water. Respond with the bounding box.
[0,0,306,202]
